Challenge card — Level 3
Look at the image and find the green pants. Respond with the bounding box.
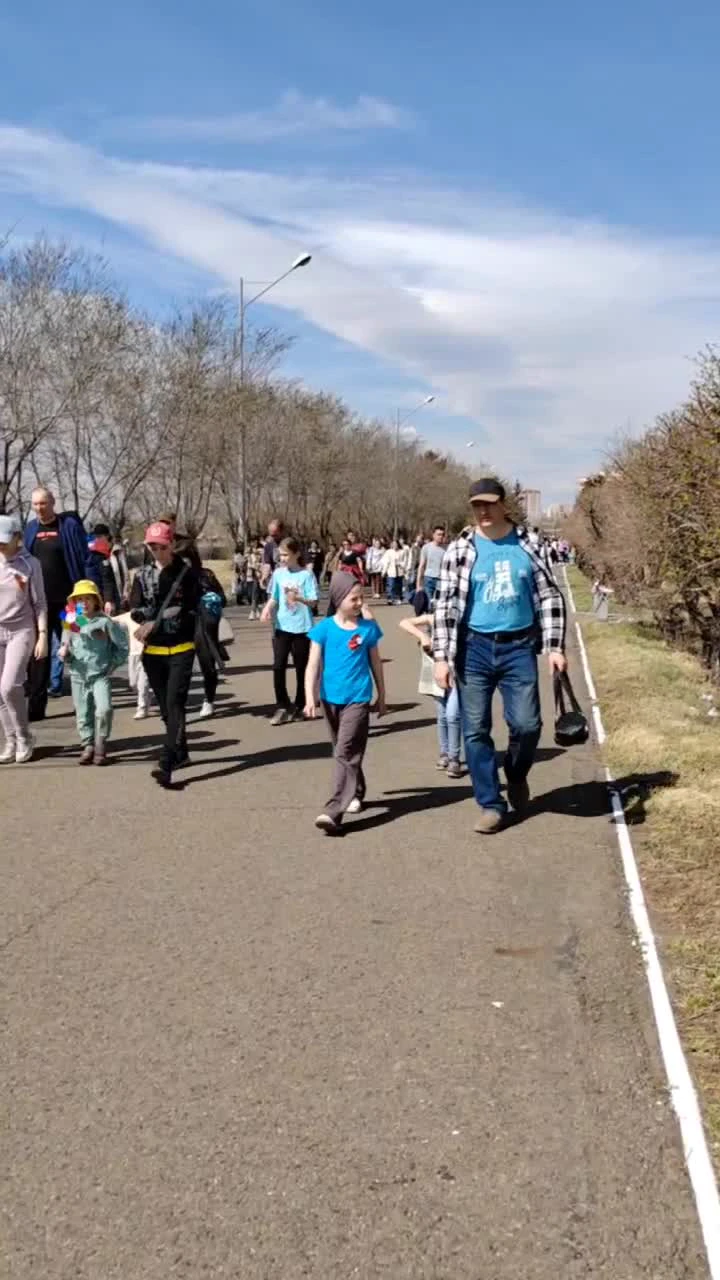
[70,674,113,747]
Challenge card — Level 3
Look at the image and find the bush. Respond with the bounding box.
[564,347,720,676]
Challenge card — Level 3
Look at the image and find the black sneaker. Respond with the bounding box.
[152,761,173,788]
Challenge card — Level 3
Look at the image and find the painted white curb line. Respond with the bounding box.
[564,568,720,1276]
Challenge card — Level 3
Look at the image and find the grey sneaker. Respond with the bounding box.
[435,755,449,770]
[474,808,504,835]
[79,745,95,766]
[446,759,463,779]
[270,708,291,727]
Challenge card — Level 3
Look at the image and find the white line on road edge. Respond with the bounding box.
[563,567,720,1276]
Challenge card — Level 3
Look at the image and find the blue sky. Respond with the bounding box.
[2,0,720,503]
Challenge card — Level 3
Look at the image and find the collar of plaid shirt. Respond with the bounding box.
[431,524,567,667]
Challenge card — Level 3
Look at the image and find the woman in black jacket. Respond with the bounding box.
[130,521,201,787]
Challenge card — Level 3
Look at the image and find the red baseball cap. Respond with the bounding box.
[144,521,174,546]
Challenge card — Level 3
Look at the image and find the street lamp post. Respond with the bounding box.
[393,395,435,540]
[237,253,311,541]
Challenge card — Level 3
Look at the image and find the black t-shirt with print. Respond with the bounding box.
[32,518,72,605]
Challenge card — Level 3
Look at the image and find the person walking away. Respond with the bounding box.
[23,487,98,720]
[305,573,386,833]
[58,580,129,765]
[433,479,567,834]
[416,525,447,604]
[399,589,462,778]
[0,515,48,763]
[261,537,318,725]
[129,522,201,788]
[381,540,403,605]
[195,563,227,719]
[366,537,384,599]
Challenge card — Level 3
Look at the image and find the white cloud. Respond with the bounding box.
[1,122,719,501]
[112,91,412,143]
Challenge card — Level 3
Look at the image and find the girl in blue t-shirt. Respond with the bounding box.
[305,572,386,834]
[261,537,319,725]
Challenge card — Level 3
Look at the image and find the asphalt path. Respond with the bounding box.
[1,605,709,1278]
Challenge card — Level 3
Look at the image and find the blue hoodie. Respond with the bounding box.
[23,512,100,590]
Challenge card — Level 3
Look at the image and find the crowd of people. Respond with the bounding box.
[0,482,570,833]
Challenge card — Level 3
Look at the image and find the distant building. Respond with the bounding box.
[520,489,542,523]
[544,504,570,523]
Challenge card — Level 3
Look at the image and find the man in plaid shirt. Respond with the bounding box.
[433,479,567,834]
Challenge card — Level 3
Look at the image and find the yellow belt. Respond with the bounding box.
[144,641,195,656]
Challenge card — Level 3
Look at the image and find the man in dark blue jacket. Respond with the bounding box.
[23,487,98,720]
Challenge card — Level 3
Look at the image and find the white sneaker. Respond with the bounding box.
[134,707,149,720]
[248,609,257,621]
[346,798,363,814]
[15,733,35,764]
[0,739,16,763]
[315,813,340,834]
[199,700,214,719]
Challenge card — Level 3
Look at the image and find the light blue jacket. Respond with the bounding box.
[64,615,128,681]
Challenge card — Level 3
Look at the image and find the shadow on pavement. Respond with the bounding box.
[532,770,678,826]
[370,716,438,738]
[342,785,471,833]
[175,740,334,788]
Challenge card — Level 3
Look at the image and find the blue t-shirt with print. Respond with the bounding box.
[468,531,535,633]
[308,616,383,705]
[270,566,318,634]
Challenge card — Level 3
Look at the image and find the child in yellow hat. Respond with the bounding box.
[58,580,129,765]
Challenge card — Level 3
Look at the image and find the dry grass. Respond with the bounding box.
[569,570,720,1151]
[565,565,605,613]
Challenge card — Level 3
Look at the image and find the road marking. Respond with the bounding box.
[563,567,720,1276]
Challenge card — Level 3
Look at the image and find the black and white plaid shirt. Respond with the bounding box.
[431,525,567,667]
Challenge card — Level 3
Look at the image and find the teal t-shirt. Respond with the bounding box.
[468,531,535,633]
[308,616,383,705]
[270,566,318,633]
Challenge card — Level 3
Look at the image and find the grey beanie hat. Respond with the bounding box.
[329,571,359,610]
[0,513,22,543]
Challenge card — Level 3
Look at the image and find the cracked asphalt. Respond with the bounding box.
[1,608,709,1278]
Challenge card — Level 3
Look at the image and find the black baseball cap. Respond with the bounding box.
[469,478,506,504]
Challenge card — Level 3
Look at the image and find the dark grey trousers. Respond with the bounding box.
[323,701,370,822]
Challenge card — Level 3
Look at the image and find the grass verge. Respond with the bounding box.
[567,567,720,1152]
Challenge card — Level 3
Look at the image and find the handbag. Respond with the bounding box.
[418,648,444,698]
[553,669,589,746]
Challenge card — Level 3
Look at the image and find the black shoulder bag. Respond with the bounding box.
[553,669,590,747]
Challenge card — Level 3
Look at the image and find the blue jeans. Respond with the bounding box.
[50,629,64,694]
[456,630,541,814]
[423,575,439,604]
[434,686,461,760]
[386,576,404,603]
